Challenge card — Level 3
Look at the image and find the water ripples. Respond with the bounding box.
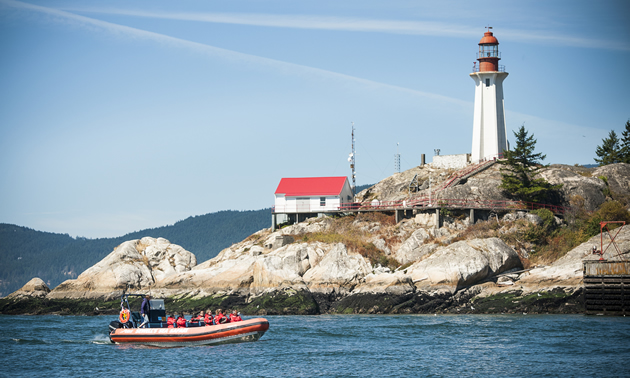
[1,314,629,377]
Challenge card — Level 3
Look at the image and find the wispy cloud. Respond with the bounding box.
[61,7,630,52]
[0,0,468,107]
[0,0,612,154]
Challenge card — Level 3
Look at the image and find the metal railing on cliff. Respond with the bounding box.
[272,154,570,216]
[273,198,569,215]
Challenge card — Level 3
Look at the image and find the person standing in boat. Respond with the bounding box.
[139,294,151,328]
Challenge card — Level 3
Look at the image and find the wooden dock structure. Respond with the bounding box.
[583,260,630,315]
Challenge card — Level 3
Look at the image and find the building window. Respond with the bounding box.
[320,197,326,207]
[485,78,490,87]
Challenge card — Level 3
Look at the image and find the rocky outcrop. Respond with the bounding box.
[356,162,625,215]
[593,163,630,200]
[47,237,196,300]
[302,243,372,295]
[148,222,521,313]
[394,228,436,265]
[7,278,50,299]
[407,238,521,293]
[540,166,606,211]
[518,226,630,291]
[437,177,508,204]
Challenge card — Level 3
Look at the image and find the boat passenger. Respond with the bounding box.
[176,313,187,328]
[139,294,151,328]
[190,311,204,326]
[166,314,176,328]
[215,309,228,324]
[229,310,242,322]
[189,312,200,323]
[204,309,214,326]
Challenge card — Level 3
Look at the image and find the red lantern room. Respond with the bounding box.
[477,28,501,72]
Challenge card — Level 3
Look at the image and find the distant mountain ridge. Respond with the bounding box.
[0,209,271,296]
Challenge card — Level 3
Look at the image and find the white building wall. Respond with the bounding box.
[275,195,344,212]
[274,194,291,212]
[274,178,353,213]
[470,71,509,163]
[432,154,471,169]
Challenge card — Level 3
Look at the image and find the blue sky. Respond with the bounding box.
[1,0,628,238]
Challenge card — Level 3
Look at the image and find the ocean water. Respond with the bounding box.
[1,314,629,377]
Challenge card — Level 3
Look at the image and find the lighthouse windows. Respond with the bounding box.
[485,78,490,87]
[480,45,499,58]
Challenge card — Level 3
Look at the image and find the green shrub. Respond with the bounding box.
[531,208,555,230]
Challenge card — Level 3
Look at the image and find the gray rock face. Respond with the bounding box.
[502,211,543,225]
[519,226,630,290]
[394,228,435,265]
[540,167,606,211]
[7,277,50,299]
[414,213,436,227]
[371,238,391,256]
[48,237,196,299]
[303,243,372,294]
[437,177,508,203]
[593,163,630,199]
[353,272,415,296]
[407,238,522,293]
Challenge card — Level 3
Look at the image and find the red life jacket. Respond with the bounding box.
[167,317,175,328]
[215,313,228,324]
[229,314,242,322]
[204,314,213,326]
[176,317,187,327]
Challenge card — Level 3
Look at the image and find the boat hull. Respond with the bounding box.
[110,317,269,347]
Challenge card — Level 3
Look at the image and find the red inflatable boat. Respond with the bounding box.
[108,294,269,347]
[109,318,269,347]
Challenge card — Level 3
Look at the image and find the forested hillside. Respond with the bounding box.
[0,209,270,296]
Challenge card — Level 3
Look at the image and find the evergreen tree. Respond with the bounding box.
[620,120,630,163]
[594,130,621,166]
[499,125,561,203]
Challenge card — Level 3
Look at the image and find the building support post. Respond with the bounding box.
[469,209,475,225]
[271,213,277,232]
[395,209,401,223]
[435,208,441,229]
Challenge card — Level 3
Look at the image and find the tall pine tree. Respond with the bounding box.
[620,120,630,164]
[499,125,560,203]
[595,130,622,166]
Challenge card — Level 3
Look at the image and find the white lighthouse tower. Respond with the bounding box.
[470,28,508,163]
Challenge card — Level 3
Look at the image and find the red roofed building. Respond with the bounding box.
[273,176,353,228]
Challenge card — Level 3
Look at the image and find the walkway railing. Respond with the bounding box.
[274,198,570,215]
[272,155,570,216]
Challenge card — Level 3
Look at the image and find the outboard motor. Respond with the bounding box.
[109,320,123,333]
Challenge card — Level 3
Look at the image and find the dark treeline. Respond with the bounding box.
[0,209,271,297]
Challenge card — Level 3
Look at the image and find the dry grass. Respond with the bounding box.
[299,231,399,269]
[529,228,589,264]
[295,213,400,270]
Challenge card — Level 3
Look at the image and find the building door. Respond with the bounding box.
[296,197,310,212]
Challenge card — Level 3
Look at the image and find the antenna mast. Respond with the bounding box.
[349,122,356,197]
[395,143,400,173]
